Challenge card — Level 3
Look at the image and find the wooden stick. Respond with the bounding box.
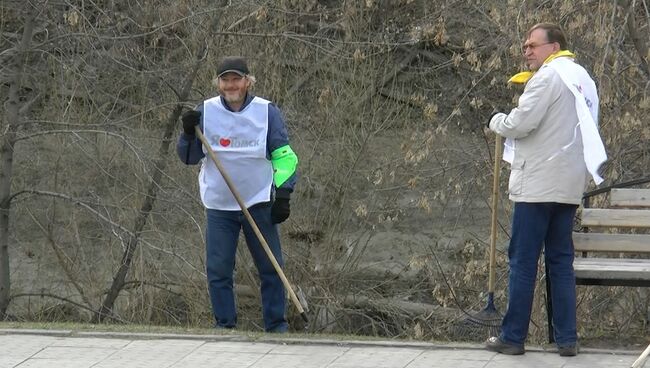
[488,134,502,293]
[195,127,308,323]
[631,343,650,368]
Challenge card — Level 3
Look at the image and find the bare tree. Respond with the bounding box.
[0,4,39,319]
[94,43,208,322]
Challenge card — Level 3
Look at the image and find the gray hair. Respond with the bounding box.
[211,74,257,89]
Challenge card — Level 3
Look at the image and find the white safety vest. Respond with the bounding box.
[199,96,274,210]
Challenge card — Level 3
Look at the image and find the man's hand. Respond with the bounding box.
[181,110,201,136]
[486,110,504,130]
[271,189,291,224]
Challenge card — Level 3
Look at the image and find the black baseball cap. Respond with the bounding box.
[217,56,250,77]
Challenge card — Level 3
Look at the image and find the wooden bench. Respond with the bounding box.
[573,188,650,286]
[546,186,650,343]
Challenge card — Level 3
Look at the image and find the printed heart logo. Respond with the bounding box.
[219,138,231,147]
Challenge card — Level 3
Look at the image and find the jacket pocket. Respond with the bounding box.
[508,159,525,196]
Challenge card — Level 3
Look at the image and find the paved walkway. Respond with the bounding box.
[0,329,643,368]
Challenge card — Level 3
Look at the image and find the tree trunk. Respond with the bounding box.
[93,44,207,322]
[624,1,650,78]
[0,8,35,319]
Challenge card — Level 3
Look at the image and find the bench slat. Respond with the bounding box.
[610,188,650,208]
[581,208,650,228]
[573,232,650,253]
[574,258,650,281]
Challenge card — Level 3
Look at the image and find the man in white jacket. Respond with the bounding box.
[485,23,606,356]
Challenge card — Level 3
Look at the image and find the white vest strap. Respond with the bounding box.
[548,58,607,185]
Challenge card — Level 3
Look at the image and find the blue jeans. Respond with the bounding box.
[500,202,577,347]
[205,202,288,332]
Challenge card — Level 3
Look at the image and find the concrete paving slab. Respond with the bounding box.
[48,337,131,349]
[91,339,204,368]
[0,358,26,368]
[12,360,84,368]
[405,349,494,368]
[325,347,424,368]
[0,335,60,368]
[170,350,265,368]
[241,343,348,368]
[557,353,633,368]
[406,359,489,368]
[410,348,495,361]
[250,350,342,368]
[0,329,643,368]
[183,340,276,353]
[14,358,102,368]
[0,335,57,357]
[31,346,116,360]
[269,343,350,355]
[484,351,633,368]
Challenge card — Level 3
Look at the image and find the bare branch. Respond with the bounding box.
[17,92,41,115]
[621,0,650,79]
[10,293,126,323]
[9,189,134,238]
[24,207,95,311]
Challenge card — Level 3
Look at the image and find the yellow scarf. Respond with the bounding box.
[508,50,576,84]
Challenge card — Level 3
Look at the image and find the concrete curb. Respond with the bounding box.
[0,328,640,356]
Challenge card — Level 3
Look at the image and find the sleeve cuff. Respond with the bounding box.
[488,112,506,130]
[275,188,292,200]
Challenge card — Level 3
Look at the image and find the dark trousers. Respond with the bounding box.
[205,202,287,332]
[500,202,578,347]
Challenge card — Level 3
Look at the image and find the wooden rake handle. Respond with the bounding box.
[631,343,650,368]
[195,127,308,323]
[488,134,502,294]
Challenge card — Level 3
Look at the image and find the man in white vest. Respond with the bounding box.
[485,23,606,356]
[177,56,298,333]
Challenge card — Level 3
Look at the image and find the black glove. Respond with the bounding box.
[486,110,501,130]
[271,189,291,224]
[181,110,201,136]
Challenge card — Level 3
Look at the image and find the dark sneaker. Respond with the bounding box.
[485,336,525,355]
[265,324,288,333]
[214,324,236,331]
[558,345,578,357]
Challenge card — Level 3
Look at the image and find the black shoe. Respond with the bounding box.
[485,336,525,355]
[214,324,236,331]
[558,344,578,357]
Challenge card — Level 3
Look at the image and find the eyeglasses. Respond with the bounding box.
[521,42,554,53]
